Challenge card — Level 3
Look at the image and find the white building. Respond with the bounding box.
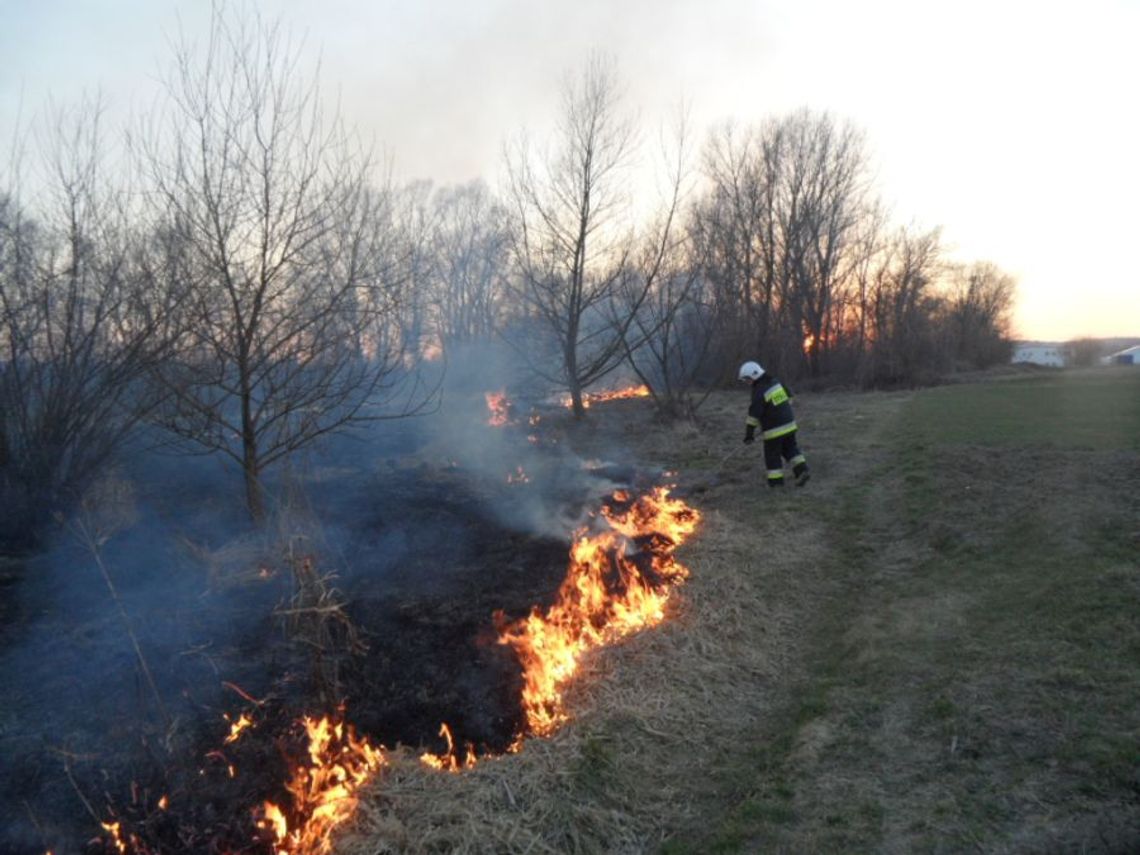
[1012,343,1066,367]
[1102,345,1140,366]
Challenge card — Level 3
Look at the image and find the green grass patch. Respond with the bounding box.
[900,368,1140,449]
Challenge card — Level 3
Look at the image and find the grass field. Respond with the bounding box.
[665,368,1140,853]
[344,368,1139,854]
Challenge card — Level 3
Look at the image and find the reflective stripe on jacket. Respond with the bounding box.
[746,373,796,439]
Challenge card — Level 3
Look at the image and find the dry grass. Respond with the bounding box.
[336,388,852,854]
[339,522,804,854]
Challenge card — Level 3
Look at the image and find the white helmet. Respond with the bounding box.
[738,361,764,382]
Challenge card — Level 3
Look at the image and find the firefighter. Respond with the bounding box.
[739,361,810,487]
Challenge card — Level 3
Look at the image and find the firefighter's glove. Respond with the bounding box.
[743,425,756,444]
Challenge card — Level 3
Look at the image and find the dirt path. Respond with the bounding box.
[634,387,917,851]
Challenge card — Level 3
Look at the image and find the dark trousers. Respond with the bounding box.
[763,431,806,485]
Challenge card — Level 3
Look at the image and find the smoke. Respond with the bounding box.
[0,447,280,853]
[394,340,631,538]
[0,338,645,853]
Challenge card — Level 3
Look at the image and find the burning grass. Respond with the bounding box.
[484,391,513,427]
[288,484,699,853]
[497,488,699,737]
[3,386,797,855]
[561,384,651,410]
[338,476,788,854]
[258,715,387,855]
[74,473,702,855]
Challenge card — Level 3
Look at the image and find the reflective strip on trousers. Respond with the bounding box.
[762,421,797,440]
[767,470,784,480]
[791,454,806,466]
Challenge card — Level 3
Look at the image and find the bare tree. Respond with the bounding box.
[388,179,438,362]
[1065,337,1103,368]
[503,53,644,417]
[690,108,1016,389]
[428,180,509,352]
[693,120,784,375]
[775,110,871,377]
[137,7,421,521]
[943,261,1016,368]
[843,201,890,368]
[624,266,717,417]
[0,101,174,546]
[864,225,944,385]
[691,112,872,381]
[617,108,714,417]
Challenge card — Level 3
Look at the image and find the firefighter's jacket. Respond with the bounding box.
[747,373,797,440]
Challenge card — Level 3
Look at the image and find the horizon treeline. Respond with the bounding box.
[1,8,1015,534]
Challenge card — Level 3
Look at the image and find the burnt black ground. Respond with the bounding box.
[0,404,628,854]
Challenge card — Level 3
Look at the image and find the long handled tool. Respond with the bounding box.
[686,444,750,495]
[713,444,748,471]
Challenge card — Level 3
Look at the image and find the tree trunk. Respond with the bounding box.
[569,384,586,419]
[243,449,264,523]
[565,316,587,419]
[240,379,264,522]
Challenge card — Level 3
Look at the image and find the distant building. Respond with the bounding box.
[1012,342,1066,367]
[1102,344,1140,366]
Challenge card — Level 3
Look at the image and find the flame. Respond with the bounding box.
[257,715,387,855]
[803,333,816,353]
[419,723,477,773]
[261,803,288,843]
[562,384,651,410]
[94,485,701,854]
[485,391,512,426]
[100,821,135,855]
[498,487,699,736]
[224,712,254,744]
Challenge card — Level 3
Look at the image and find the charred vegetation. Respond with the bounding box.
[0,386,696,853]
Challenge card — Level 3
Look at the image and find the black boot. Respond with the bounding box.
[793,462,810,487]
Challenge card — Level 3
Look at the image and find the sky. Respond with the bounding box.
[2,0,1138,341]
